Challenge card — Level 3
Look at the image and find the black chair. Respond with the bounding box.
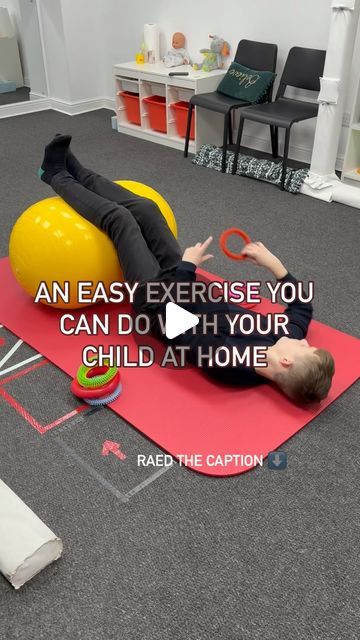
[184,39,278,173]
[231,46,326,189]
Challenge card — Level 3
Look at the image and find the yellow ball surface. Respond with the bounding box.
[9,181,177,309]
[115,180,177,238]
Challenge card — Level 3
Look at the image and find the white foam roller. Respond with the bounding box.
[0,479,63,589]
[309,0,360,179]
[332,181,360,207]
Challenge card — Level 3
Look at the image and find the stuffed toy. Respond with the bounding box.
[193,35,230,72]
[163,32,190,68]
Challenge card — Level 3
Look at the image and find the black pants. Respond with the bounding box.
[51,167,182,288]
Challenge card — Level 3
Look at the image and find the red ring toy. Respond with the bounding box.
[71,372,121,399]
[219,228,251,261]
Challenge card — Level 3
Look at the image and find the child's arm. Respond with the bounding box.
[242,242,313,338]
[174,260,197,282]
[241,241,288,279]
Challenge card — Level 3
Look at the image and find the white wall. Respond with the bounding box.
[38,0,105,105]
[1,0,28,82]
[102,0,332,96]
[1,0,47,95]
[101,0,168,98]
[60,0,105,102]
[100,0,336,162]
[19,0,47,96]
[39,0,71,101]
[37,0,360,166]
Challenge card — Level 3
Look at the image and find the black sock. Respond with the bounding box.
[66,147,84,178]
[38,134,72,185]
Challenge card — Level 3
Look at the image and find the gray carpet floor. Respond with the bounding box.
[0,86,30,106]
[0,109,359,640]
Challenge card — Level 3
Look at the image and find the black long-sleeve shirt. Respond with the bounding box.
[165,261,313,386]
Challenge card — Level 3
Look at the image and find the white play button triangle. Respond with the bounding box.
[165,302,199,339]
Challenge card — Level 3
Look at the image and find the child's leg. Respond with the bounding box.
[51,170,160,286]
[67,150,182,269]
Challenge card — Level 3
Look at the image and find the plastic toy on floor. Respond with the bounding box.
[193,35,230,72]
[163,32,190,68]
[71,358,122,406]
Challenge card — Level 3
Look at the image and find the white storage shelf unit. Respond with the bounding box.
[113,62,226,153]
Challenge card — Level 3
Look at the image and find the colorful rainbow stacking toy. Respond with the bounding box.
[71,359,122,406]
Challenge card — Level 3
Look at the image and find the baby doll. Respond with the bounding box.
[164,32,190,68]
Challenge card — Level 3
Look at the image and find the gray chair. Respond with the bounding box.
[231,46,326,189]
[183,39,278,173]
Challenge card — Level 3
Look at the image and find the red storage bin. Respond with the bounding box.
[119,91,141,125]
[143,95,167,133]
[171,101,195,140]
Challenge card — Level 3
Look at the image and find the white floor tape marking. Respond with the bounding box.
[0,354,43,377]
[0,330,174,501]
[55,437,130,503]
[0,339,23,370]
[124,466,172,501]
[55,437,174,503]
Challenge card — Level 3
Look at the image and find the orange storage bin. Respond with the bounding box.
[171,101,195,140]
[143,95,167,133]
[119,91,141,125]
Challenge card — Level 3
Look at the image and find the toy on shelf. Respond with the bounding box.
[135,42,145,64]
[193,35,230,72]
[163,32,190,68]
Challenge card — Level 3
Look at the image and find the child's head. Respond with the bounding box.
[272,337,335,404]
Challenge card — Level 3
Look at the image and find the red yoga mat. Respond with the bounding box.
[0,257,359,476]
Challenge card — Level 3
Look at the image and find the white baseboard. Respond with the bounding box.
[0,96,115,119]
[103,96,116,111]
[49,96,115,115]
[0,98,52,119]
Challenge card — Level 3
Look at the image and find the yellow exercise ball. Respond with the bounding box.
[115,180,177,238]
[9,181,177,309]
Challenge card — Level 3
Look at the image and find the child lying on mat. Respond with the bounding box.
[39,134,335,405]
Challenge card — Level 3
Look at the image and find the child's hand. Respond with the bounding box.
[242,241,288,278]
[241,241,277,268]
[182,236,214,267]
